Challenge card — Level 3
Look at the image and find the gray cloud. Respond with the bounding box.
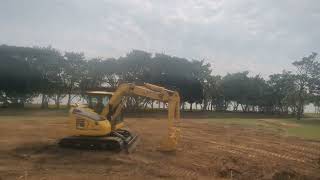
[1,0,319,76]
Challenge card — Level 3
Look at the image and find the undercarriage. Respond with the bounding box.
[59,129,138,153]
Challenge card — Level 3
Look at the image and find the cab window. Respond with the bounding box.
[87,95,110,114]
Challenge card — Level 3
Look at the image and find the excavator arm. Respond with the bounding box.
[101,83,181,151]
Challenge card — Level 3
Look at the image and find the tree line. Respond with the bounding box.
[0,44,319,119]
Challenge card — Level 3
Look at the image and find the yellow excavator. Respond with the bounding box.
[59,83,180,152]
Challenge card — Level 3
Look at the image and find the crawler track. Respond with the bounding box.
[59,130,138,152]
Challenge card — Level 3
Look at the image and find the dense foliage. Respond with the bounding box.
[0,45,319,119]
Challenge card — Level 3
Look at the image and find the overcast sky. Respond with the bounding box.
[1,0,319,76]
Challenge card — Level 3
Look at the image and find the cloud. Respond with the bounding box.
[1,0,319,77]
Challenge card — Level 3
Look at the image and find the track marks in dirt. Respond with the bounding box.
[1,117,320,179]
[180,121,320,167]
[183,133,317,168]
[164,166,198,178]
[208,140,309,164]
[237,139,320,161]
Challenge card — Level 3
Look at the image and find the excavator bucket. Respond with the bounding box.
[125,134,140,153]
[158,127,180,152]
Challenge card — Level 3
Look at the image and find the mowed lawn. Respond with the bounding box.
[0,109,319,141]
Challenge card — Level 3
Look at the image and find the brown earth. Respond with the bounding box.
[0,112,319,180]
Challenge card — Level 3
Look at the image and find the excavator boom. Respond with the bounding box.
[101,83,180,151]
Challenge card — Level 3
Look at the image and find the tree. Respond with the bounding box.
[203,75,223,111]
[307,53,320,114]
[0,45,49,107]
[117,50,153,83]
[190,60,212,111]
[63,52,86,108]
[29,46,65,108]
[116,50,153,110]
[150,53,205,111]
[222,71,250,111]
[246,75,268,112]
[268,71,298,114]
[292,53,318,120]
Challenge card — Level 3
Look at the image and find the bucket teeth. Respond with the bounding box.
[158,127,180,152]
[125,135,139,153]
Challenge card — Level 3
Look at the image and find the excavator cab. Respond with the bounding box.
[85,91,113,114]
[85,91,124,126]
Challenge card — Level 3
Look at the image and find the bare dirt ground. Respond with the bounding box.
[0,111,319,180]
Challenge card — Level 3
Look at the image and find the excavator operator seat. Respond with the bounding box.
[85,91,113,114]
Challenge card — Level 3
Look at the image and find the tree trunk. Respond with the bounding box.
[67,93,72,108]
[245,104,249,112]
[41,94,45,109]
[224,102,227,111]
[241,104,245,112]
[297,85,304,120]
[143,99,149,109]
[41,94,48,109]
[67,81,74,108]
[203,99,208,111]
[190,103,193,111]
[199,103,203,111]
[55,94,61,109]
[2,96,9,108]
[233,102,239,111]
